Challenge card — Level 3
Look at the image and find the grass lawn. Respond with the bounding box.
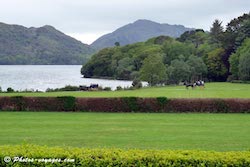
[0,82,249,98]
[0,112,250,151]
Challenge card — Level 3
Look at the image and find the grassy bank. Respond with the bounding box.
[0,112,250,151]
[0,83,249,98]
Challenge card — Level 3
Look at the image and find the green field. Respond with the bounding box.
[0,82,249,98]
[1,112,250,151]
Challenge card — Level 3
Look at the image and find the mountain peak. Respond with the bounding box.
[91,20,192,50]
[134,19,156,24]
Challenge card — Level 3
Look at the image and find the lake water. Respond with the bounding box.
[0,65,146,91]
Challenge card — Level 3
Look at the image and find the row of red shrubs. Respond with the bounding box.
[0,96,249,112]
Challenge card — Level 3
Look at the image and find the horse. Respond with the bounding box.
[195,80,205,89]
[184,82,196,89]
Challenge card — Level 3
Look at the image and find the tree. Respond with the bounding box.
[206,48,227,81]
[116,57,134,79]
[187,55,207,81]
[230,38,250,80]
[140,55,167,86]
[114,42,120,47]
[239,51,250,80]
[178,29,209,48]
[167,59,191,84]
[229,53,239,79]
[210,19,224,44]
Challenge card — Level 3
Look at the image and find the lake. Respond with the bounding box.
[0,65,146,91]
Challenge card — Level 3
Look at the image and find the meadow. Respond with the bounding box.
[1,112,250,151]
[0,82,249,98]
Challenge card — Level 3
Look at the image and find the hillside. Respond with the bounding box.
[0,22,95,65]
[82,13,250,84]
[91,19,193,50]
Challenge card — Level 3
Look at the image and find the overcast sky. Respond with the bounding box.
[0,0,249,44]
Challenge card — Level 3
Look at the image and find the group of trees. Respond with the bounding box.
[81,13,250,85]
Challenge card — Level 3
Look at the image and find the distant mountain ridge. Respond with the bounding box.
[0,22,95,65]
[91,19,193,50]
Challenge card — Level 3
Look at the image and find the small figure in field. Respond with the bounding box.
[184,81,196,89]
[195,80,205,89]
[184,80,205,89]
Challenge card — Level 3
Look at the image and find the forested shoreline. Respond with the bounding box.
[81,13,250,85]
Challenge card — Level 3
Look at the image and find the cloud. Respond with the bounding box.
[0,0,249,44]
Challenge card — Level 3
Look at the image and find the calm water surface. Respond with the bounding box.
[0,65,144,91]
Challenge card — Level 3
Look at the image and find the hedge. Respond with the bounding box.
[0,145,250,166]
[0,96,249,112]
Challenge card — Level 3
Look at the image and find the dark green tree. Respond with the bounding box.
[206,48,227,81]
[210,19,224,44]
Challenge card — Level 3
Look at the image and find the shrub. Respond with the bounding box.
[0,144,250,167]
[122,97,139,112]
[46,85,80,92]
[214,99,229,112]
[103,87,111,91]
[0,97,249,113]
[57,96,76,111]
[6,87,14,93]
[11,96,25,111]
[156,97,170,108]
[116,86,123,91]
[231,80,250,84]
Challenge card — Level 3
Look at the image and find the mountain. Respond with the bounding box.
[0,22,95,65]
[91,19,193,50]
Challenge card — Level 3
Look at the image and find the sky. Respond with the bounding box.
[0,0,249,44]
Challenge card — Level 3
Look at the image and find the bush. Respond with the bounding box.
[116,86,123,91]
[6,87,15,93]
[156,97,170,110]
[122,97,139,112]
[57,96,76,111]
[0,97,249,113]
[231,80,250,84]
[214,99,229,112]
[0,144,250,167]
[46,85,80,92]
[103,87,111,91]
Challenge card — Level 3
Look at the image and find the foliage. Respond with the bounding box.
[206,48,228,81]
[210,19,224,45]
[82,13,250,82]
[167,59,190,84]
[57,96,76,111]
[121,97,139,112]
[156,97,170,110]
[0,144,250,166]
[46,85,80,92]
[0,96,249,113]
[139,54,167,86]
[6,87,15,93]
[103,87,111,91]
[187,55,207,81]
[229,38,250,80]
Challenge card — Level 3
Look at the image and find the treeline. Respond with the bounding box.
[81,13,250,85]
